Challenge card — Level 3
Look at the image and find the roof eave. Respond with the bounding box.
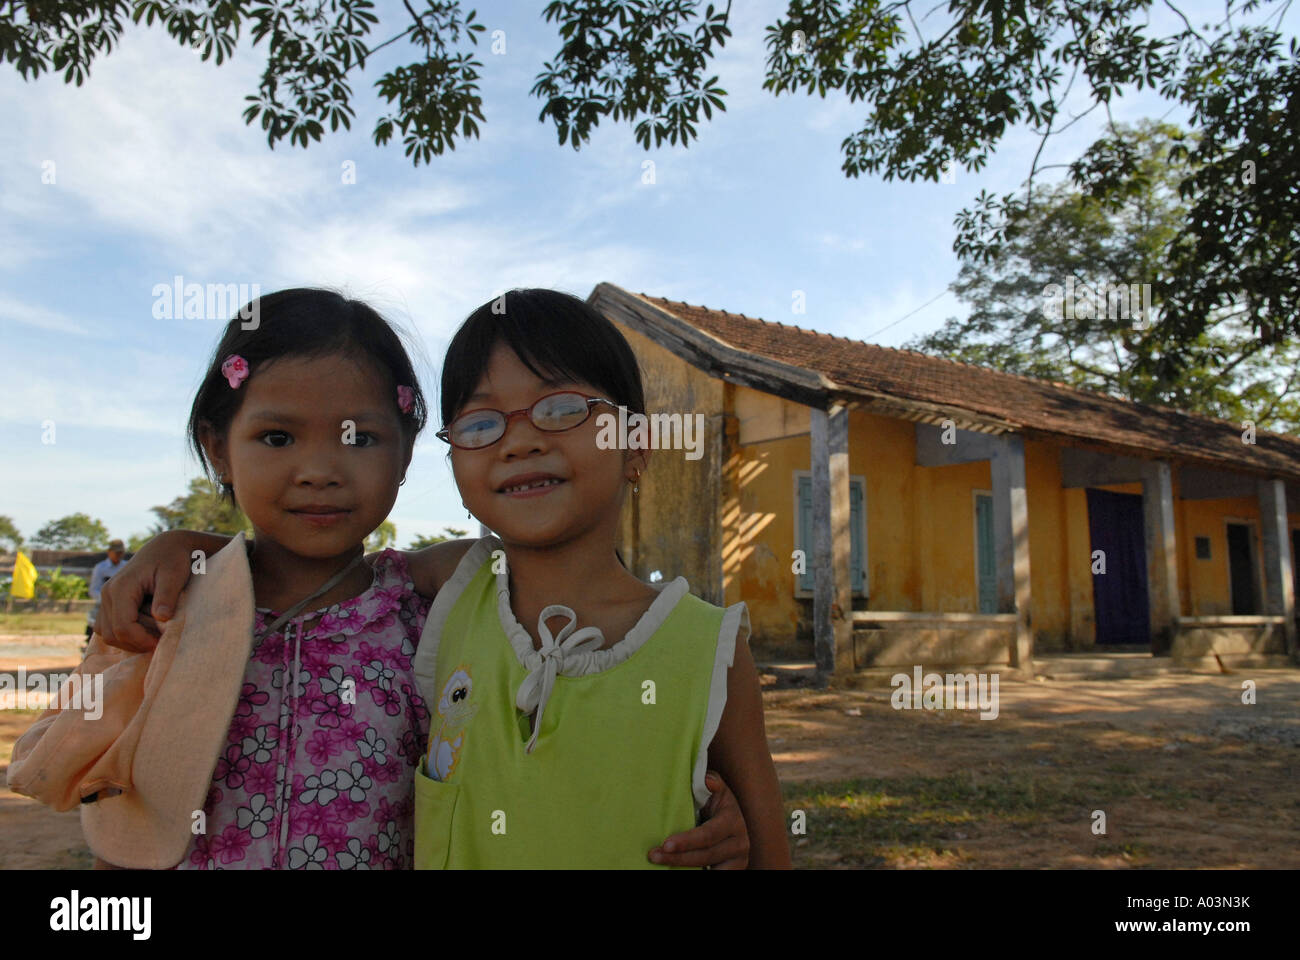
[593,283,1300,483]
[593,283,1015,433]
[590,283,832,409]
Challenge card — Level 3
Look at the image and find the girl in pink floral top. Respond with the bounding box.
[168,288,434,870]
[179,550,430,869]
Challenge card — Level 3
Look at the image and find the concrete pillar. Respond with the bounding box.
[1141,461,1180,655]
[1258,478,1297,657]
[991,435,1033,667]
[811,404,853,680]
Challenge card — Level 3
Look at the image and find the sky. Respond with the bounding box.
[0,0,1251,547]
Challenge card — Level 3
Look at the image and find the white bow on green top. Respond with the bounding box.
[514,605,606,754]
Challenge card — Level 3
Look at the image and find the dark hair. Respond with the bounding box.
[440,288,646,428]
[188,288,429,498]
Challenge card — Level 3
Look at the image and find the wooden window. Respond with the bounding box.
[794,472,866,597]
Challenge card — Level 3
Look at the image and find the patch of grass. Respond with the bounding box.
[784,771,1198,868]
[1092,841,1151,863]
[0,612,88,635]
[876,843,972,866]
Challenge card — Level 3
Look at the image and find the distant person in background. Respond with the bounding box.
[86,540,127,645]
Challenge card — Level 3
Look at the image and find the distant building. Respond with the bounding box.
[2,549,130,583]
[590,283,1300,677]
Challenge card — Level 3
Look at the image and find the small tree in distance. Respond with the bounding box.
[0,516,23,552]
[30,513,110,550]
[407,527,469,550]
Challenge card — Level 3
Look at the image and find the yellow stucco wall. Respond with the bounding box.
[1024,440,1072,646]
[720,425,805,645]
[612,321,727,602]
[1177,494,1300,615]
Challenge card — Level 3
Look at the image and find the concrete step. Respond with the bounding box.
[758,661,1031,689]
[1032,653,1189,679]
[757,661,819,688]
[758,654,1293,686]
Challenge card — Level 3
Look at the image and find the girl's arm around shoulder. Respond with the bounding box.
[707,634,793,869]
[396,538,479,598]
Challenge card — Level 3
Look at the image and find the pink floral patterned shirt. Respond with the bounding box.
[177,550,430,870]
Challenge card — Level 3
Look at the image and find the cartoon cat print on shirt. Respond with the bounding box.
[426,665,478,781]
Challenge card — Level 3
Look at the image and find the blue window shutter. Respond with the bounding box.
[850,481,865,595]
[797,475,814,592]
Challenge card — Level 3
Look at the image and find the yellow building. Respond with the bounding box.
[590,283,1300,679]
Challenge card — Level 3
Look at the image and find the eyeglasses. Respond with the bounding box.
[436,391,618,450]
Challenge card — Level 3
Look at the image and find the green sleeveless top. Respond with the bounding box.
[410,537,747,869]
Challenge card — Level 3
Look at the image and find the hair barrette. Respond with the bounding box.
[397,385,415,415]
[221,354,250,388]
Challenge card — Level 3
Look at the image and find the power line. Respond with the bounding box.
[863,288,950,341]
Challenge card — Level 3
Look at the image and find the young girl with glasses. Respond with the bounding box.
[413,288,789,868]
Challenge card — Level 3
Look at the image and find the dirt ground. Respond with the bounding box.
[0,635,95,869]
[766,670,1299,868]
[2,635,1296,869]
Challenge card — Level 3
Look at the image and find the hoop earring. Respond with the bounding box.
[399,476,407,487]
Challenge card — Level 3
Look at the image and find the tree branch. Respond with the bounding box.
[1163,0,1210,49]
[402,0,431,48]
[1026,50,1072,199]
[904,0,925,45]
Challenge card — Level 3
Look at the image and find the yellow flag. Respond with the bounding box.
[11,550,37,599]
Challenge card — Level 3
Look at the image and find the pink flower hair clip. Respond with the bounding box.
[220,354,250,388]
[397,385,415,415]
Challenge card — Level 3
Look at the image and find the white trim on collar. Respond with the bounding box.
[495,551,689,679]
[412,536,690,705]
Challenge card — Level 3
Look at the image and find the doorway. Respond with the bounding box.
[1225,522,1260,614]
[1086,489,1151,645]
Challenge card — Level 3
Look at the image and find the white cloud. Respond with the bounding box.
[0,296,94,336]
[1,31,358,274]
[0,360,185,433]
[816,231,868,253]
[805,97,860,134]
